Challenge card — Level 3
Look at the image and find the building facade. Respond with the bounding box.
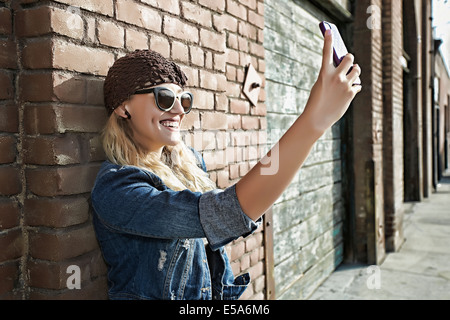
[0,0,443,300]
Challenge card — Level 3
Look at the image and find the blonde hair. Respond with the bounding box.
[102,114,216,192]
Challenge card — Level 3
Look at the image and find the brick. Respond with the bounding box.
[215,92,228,111]
[226,0,247,20]
[28,250,106,290]
[216,169,230,188]
[249,41,264,58]
[57,105,107,133]
[230,98,250,114]
[29,275,108,300]
[200,70,227,92]
[238,21,258,41]
[18,72,53,102]
[199,0,225,12]
[201,111,227,130]
[23,135,82,165]
[50,7,84,40]
[202,150,227,170]
[24,105,107,134]
[247,260,264,281]
[28,224,98,261]
[15,7,52,38]
[125,28,149,51]
[190,89,215,111]
[0,229,23,261]
[0,71,13,100]
[98,19,125,48]
[248,9,264,29]
[88,135,106,162]
[241,115,259,130]
[116,0,162,32]
[141,0,180,15]
[26,164,101,196]
[200,28,226,52]
[22,38,53,69]
[86,16,96,43]
[53,72,86,104]
[0,166,21,196]
[0,8,12,35]
[240,0,257,10]
[163,16,198,43]
[0,40,16,69]
[229,163,240,179]
[214,53,226,72]
[0,135,17,164]
[0,199,20,229]
[53,40,115,76]
[180,110,200,131]
[213,13,238,33]
[28,260,78,290]
[0,262,19,296]
[171,41,189,63]
[0,106,18,134]
[190,46,205,67]
[52,0,114,16]
[150,35,170,58]
[182,2,212,27]
[226,48,240,65]
[24,105,58,134]
[86,77,105,106]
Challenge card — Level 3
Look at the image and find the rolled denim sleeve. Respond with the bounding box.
[91,162,260,249]
[199,185,261,251]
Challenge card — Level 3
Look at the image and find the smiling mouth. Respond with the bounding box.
[160,120,179,129]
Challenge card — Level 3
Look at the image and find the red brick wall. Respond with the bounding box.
[352,0,386,264]
[1,0,23,299]
[1,0,267,300]
[382,0,405,252]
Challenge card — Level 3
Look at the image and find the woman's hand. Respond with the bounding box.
[302,29,362,135]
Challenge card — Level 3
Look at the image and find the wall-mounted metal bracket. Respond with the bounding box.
[242,63,262,107]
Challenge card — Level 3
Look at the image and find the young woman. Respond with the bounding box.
[91,30,362,300]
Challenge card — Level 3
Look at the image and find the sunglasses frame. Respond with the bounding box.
[133,87,193,114]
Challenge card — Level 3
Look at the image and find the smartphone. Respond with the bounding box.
[319,21,361,85]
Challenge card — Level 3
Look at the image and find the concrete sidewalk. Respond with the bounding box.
[309,172,450,300]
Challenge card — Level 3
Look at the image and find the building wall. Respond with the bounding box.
[382,0,405,252]
[352,0,386,264]
[0,0,267,300]
[264,0,347,299]
[435,51,450,175]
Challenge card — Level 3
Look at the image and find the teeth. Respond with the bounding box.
[161,121,178,128]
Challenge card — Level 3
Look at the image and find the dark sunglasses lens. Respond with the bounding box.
[180,93,193,112]
[157,89,176,110]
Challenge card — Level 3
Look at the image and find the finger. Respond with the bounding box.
[321,29,333,69]
[336,53,354,75]
[347,63,361,84]
[351,84,363,95]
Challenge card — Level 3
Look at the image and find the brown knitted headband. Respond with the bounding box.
[103,49,188,115]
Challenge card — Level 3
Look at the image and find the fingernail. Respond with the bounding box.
[325,29,332,36]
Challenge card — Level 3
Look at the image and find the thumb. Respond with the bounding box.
[321,29,333,69]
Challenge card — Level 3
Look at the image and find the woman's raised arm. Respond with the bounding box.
[235,30,362,221]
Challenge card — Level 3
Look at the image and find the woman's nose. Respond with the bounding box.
[170,98,184,114]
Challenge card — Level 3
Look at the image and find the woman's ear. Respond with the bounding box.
[114,104,131,119]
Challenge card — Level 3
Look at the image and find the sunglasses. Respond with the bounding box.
[134,87,193,114]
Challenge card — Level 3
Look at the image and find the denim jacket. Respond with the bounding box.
[91,152,260,300]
